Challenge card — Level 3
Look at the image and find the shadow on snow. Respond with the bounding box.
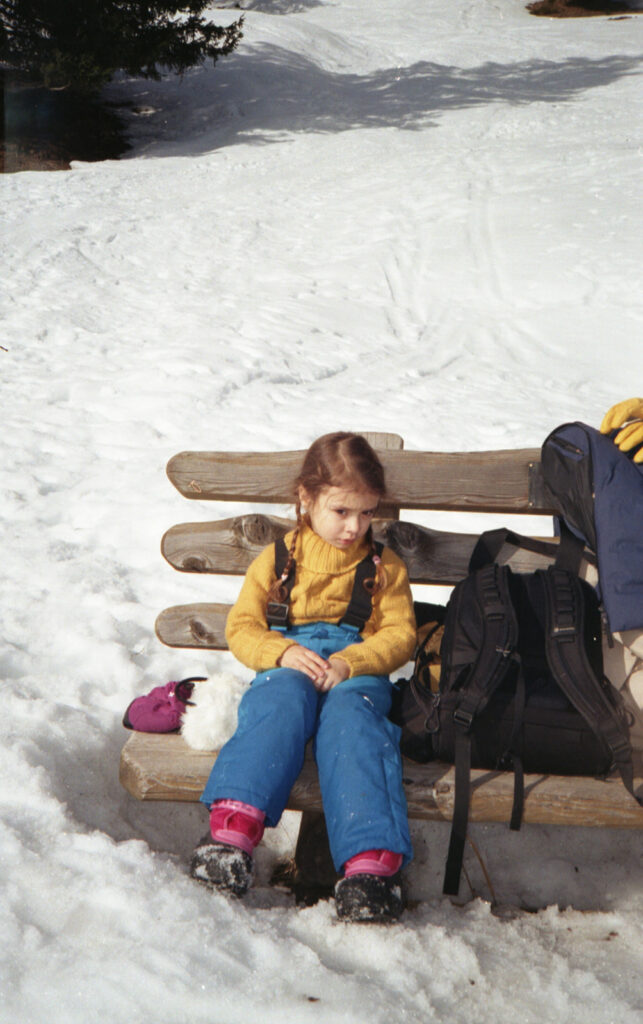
[117,46,643,155]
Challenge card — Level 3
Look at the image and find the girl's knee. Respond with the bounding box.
[244,667,319,722]
[254,666,317,698]
[323,675,392,719]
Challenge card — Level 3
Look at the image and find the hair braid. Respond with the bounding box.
[267,501,302,604]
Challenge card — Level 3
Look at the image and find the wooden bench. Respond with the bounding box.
[119,433,643,889]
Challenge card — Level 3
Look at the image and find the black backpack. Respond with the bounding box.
[393,530,636,897]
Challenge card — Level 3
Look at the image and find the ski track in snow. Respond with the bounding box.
[2,1,643,1021]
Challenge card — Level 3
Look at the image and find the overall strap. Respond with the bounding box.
[339,542,384,630]
[267,539,383,632]
[266,537,296,628]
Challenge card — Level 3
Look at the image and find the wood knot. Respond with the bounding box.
[386,520,431,553]
[182,556,207,571]
[189,619,216,644]
[434,781,452,795]
[234,514,287,547]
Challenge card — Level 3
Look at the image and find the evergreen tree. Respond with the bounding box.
[0,1,243,92]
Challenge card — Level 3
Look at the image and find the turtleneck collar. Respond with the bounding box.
[296,520,369,575]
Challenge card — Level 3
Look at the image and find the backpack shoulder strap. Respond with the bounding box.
[447,564,519,724]
[469,527,568,573]
[554,520,585,574]
[542,565,638,800]
[443,563,520,895]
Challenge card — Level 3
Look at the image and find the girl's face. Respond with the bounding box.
[300,485,380,549]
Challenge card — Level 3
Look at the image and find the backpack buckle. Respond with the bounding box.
[453,708,473,729]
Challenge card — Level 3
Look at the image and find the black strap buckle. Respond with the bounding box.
[266,601,290,628]
[453,707,474,729]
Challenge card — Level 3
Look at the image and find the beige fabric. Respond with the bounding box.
[578,557,643,741]
[603,628,643,781]
[605,629,643,709]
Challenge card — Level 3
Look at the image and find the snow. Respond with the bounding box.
[2,1,642,1021]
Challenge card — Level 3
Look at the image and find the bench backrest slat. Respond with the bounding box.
[161,515,560,584]
[156,603,229,650]
[167,448,551,514]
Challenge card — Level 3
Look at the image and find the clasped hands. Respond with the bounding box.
[601,397,643,464]
[278,644,350,692]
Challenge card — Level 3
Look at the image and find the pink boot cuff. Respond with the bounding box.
[343,849,403,878]
[209,800,266,856]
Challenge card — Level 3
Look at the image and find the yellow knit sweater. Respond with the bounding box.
[225,522,417,678]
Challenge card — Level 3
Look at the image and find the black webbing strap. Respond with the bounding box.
[507,666,527,831]
[542,566,639,801]
[266,537,296,627]
[339,542,383,629]
[469,526,594,577]
[267,538,383,632]
[509,754,525,832]
[274,536,289,579]
[443,730,471,896]
[448,565,518,730]
[443,564,519,895]
[554,520,586,575]
[469,528,560,573]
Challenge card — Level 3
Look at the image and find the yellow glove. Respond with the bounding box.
[600,398,643,464]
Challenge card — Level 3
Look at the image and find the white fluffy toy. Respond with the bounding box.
[180,673,249,751]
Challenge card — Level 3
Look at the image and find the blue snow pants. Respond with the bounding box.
[200,622,412,872]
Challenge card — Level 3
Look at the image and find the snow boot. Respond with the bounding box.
[334,873,404,923]
[190,800,265,897]
[190,838,253,897]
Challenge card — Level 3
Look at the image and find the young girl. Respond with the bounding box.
[191,432,417,922]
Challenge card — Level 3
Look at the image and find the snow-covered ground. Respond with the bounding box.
[2,2,642,1021]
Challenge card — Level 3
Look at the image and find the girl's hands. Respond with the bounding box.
[278,646,350,692]
[279,644,329,684]
[318,657,350,692]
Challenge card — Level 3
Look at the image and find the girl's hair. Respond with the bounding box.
[268,432,388,604]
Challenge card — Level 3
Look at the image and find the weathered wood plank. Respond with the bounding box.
[119,733,643,828]
[161,515,563,582]
[167,448,551,514]
[155,603,229,649]
[161,515,293,574]
[361,432,404,450]
[119,734,216,801]
[166,431,402,504]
